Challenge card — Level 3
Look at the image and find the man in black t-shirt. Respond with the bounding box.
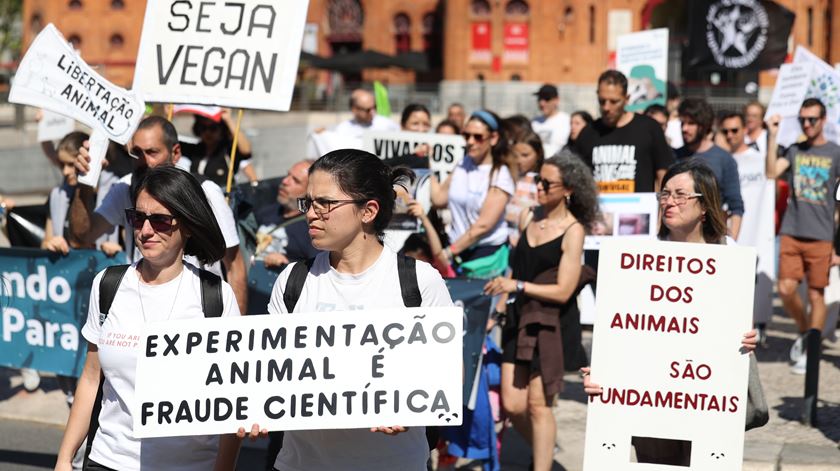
[576,70,675,193]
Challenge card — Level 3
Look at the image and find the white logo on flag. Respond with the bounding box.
[705,0,769,68]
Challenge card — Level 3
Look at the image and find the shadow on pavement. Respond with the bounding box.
[775,396,840,442]
[0,449,56,468]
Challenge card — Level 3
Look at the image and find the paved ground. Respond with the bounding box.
[1,309,838,470]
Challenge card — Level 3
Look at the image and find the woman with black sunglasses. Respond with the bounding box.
[484,151,598,471]
[55,166,241,471]
[430,109,515,277]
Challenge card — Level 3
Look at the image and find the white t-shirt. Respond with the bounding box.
[666,118,684,149]
[531,112,570,157]
[447,159,515,247]
[744,128,768,158]
[334,115,399,141]
[267,248,453,471]
[96,173,239,271]
[81,261,240,471]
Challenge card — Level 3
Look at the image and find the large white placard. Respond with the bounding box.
[616,28,669,113]
[133,1,309,111]
[777,46,840,147]
[133,307,463,438]
[584,193,659,250]
[363,130,466,180]
[765,63,813,120]
[583,239,755,470]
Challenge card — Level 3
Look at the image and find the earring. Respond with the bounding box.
[565,194,571,205]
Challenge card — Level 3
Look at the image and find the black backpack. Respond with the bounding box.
[282,254,440,450]
[83,264,223,467]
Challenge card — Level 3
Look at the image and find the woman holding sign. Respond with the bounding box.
[55,166,241,471]
[582,159,759,465]
[431,110,514,278]
[485,151,598,471]
[238,149,453,471]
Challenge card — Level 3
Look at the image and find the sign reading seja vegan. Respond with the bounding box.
[133,307,463,437]
[133,1,309,111]
[583,239,755,470]
[9,24,144,144]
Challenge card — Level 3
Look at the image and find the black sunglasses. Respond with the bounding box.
[798,116,820,126]
[125,208,176,232]
[534,176,563,192]
[462,132,488,143]
[720,128,741,135]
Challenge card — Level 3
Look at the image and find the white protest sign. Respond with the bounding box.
[584,193,659,250]
[765,63,813,120]
[778,46,840,147]
[37,109,75,143]
[133,1,309,111]
[583,239,755,470]
[133,306,463,438]
[10,24,145,186]
[362,130,466,179]
[616,28,669,113]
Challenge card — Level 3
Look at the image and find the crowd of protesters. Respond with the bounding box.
[1,67,838,470]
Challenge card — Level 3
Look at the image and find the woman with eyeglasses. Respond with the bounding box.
[582,159,760,465]
[483,151,598,471]
[232,149,452,471]
[431,109,515,277]
[55,166,241,471]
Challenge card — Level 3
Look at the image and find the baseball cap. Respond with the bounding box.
[534,84,559,101]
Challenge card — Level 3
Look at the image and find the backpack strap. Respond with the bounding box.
[283,257,316,313]
[397,255,421,308]
[98,265,130,325]
[199,269,223,318]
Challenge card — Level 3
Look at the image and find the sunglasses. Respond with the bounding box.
[720,128,741,135]
[798,116,820,126]
[534,176,563,192]
[462,132,488,143]
[125,208,176,232]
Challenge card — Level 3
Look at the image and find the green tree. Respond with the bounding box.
[0,0,21,61]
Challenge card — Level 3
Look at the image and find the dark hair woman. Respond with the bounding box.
[505,130,546,245]
[431,109,515,277]
[236,149,453,470]
[387,103,434,169]
[583,159,759,465]
[184,109,255,187]
[485,150,598,471]
[55,166,241,471]
[563,110,594,156]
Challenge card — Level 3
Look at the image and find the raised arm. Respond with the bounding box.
[765,114,789,178]
[448,186,510,255]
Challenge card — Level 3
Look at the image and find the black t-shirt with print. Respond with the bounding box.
[576,113,674,193]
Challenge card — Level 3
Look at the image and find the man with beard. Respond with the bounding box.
[675,98,744,238]
[254,159,319,267]
[70,116,248,313]
[576,69,674,193]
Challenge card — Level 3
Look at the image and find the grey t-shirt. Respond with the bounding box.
[779,141,840,241]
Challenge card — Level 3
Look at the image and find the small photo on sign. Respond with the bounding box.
[590,212,615,236]
[617,213,650,236]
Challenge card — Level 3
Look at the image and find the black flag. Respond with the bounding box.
[686,0,795,70]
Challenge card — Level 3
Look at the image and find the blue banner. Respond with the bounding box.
[0,248,119,376]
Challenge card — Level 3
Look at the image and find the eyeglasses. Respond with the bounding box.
[534,176,563,193]
[462,132,488,143]
[658,191,703,205]
[125,208,176,232]
[720,128,741,135]
[798,116,820,126]
[297,197,367,215]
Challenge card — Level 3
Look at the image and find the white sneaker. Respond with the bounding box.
[20,368,40,391]
[791,354,807,375]
[790,335,805,363]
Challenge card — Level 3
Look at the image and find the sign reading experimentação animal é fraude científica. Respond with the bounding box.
[133,307,463,438]
[9,24,144,144]
[583,239,756,470]
[133,1,309,111]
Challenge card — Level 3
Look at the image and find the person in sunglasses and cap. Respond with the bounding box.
[55,166,242,471]
[530,84,570,158]
[766,97,840,375]
[71,116,248,314]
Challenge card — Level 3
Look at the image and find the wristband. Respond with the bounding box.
[516,280,525,293]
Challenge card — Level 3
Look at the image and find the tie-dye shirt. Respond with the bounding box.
[780,141,840,241]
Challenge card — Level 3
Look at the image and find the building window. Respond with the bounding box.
[110,33,124,49]
[30,13,43,34]
[564,6,574,23]
[68,34,82,49]
[588,5,596,44]
[394,13,411,53]
[68,0,82,9]
[422,13,436,52]
[111,0,125,9]
[328,0,363,40]
[505,0,529,16]
[807,7,813,46]
[471,0,491,16]
[511,73,522,81]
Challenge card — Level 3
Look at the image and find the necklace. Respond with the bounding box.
[137,261,185,323]
[539,214,571,230]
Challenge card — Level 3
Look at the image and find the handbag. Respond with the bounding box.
[745,354,769,431]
